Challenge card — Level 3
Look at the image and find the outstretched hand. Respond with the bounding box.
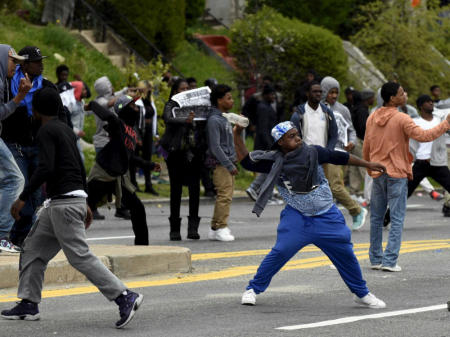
[367,162,386,173]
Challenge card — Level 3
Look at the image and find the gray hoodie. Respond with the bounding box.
[92,76,127,149]
[206,107,237,171]
[320,76,356,151]
[0,44,19,136]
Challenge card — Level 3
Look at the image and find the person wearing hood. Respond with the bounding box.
[233,121,387,309]
[91,75,128,220]
[2,87,144,328]
[0,45,30,253]
[363,82,450,272]
[206,84,238,242]
[87,95,160,245]
[1,45,69,249]
[320,76,368,230]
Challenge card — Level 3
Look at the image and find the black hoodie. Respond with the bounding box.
[90,101,155,177]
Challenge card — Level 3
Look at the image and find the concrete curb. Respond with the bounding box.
[0,245,191,289]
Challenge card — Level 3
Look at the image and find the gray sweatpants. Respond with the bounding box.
[18,198,126,303]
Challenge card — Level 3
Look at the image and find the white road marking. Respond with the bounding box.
[276,304,447,330]
[86,235,134,241]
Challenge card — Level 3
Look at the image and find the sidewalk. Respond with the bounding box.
[0,245,191,289]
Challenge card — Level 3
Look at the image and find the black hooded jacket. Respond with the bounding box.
[90,101,155,177]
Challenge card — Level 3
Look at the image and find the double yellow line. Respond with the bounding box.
[0,239,449,303]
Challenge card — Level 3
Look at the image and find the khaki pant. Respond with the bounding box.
[211,165,234,230]
[323,163,361,217]
[348,139,366,195]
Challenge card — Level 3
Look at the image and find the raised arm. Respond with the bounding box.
[233,125,273,174]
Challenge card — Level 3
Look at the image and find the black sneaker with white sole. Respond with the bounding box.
[114,290,143,329]
[1,300,40,321]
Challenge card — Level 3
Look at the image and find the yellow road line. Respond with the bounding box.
[192,239,450,261]
[0,241,449,303]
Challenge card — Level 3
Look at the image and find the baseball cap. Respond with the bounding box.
[114,95,135,114]
[271,121,296,149]
[18,46,47,62]
[8,47,26,62]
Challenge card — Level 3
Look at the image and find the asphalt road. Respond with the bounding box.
[1,194,449,337]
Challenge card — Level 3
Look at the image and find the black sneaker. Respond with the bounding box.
[92,209,105,220]
[443,205,450,217]
[115,208,131,220]
[1,300,40,321]
[114,290,143,329]
[145,186,159,196]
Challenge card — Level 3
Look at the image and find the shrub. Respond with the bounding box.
[185,0,205,27]
[351,0,450,99]
[104,0,186,57]
[245,0,375,38]
[229,6,347,104]
[0,0,22,12]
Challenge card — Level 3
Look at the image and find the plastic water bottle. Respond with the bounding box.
[222,113,249,127]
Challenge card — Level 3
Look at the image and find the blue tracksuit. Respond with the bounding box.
[241,145,369,298]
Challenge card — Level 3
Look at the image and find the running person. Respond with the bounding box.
[1,87,143,328]
[234,121,386,308]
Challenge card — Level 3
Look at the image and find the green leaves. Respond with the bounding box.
[230,7,347,103]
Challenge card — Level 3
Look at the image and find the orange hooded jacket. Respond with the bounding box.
[363,106,449,179]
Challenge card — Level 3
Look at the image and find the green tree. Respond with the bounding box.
[124,55,170,136]
[351,0,450,99]
[245,0,376,38]
[230,7,347,104]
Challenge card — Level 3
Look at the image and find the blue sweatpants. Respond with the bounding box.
[247,204,369,298]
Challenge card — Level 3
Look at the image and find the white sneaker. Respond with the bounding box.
[209,227,235,241]
[246,187,258,201]
[354,292,386,309]
[267,198,283,206]
[241,289,256,305]
[208,228,217,240]
[370,264,382,270]
[381,264,402,272]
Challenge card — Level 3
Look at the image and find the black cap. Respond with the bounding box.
[416,94,433,109]
[18,46,47,62]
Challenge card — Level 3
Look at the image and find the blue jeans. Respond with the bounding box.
[0,139,24,238]
[369,174,408,267]
[247,204,369,298]
[6,143,44,244]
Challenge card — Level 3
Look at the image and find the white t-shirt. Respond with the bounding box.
[414,117,440,160]
[302,103,327,147]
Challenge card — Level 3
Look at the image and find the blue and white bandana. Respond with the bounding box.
[271,121,295,142]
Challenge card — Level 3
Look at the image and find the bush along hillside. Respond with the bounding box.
[351,0,450,100]
[229,6,348,104]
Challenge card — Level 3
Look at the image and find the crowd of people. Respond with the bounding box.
[0,42,449,325]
